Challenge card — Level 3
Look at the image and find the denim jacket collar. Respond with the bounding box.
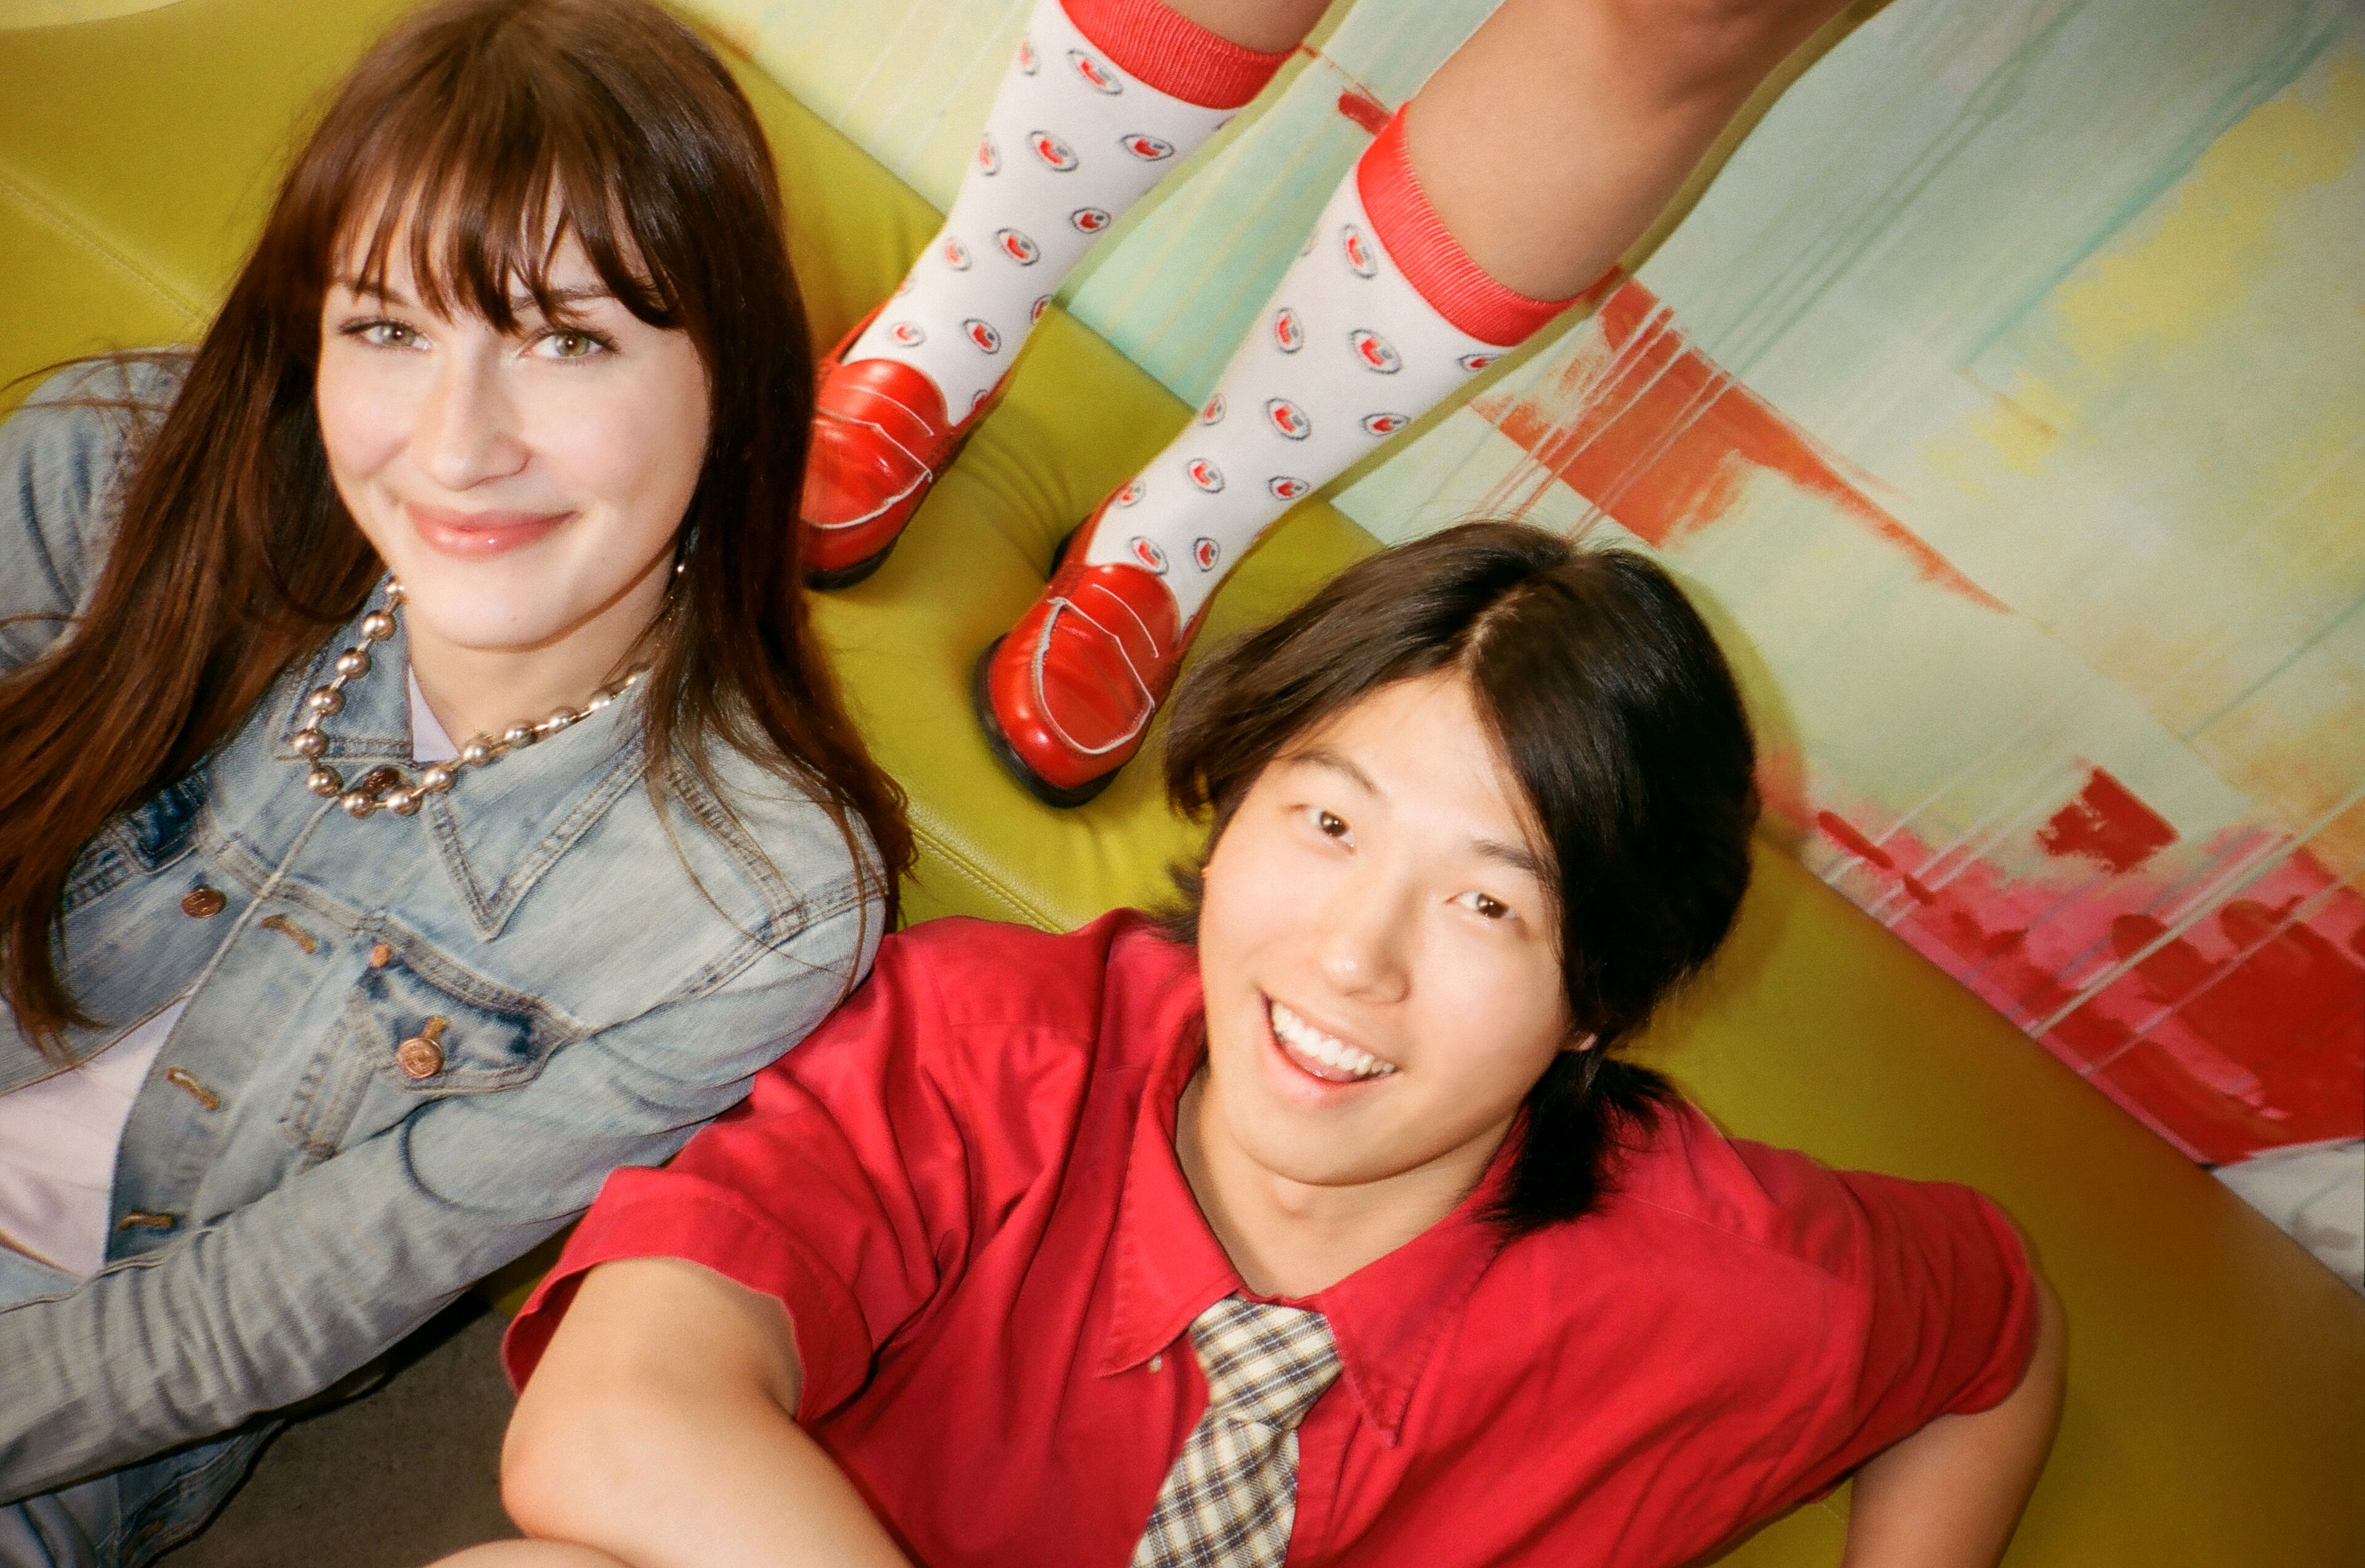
[264,599,649,941]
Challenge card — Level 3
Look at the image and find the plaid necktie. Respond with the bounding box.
[1130,1296,1342,1568]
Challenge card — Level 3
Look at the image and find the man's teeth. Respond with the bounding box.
[1271,1001,1396,1080]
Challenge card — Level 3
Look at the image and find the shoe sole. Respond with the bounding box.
[970,636,1118,809]
[804,539,895,591]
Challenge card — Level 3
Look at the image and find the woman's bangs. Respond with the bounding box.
[334,78,676,331]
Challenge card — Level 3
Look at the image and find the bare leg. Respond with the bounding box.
[1166,0,1332,52]
[1409,0,1858,297]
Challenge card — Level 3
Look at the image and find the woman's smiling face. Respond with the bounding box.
[313,231,710,666]
[1192,670,1580,1205]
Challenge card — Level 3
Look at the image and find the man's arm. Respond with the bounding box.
[496,1256,913,1568]
[1840,1271,2067,1568]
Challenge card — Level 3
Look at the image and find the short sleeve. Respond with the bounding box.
[1824,1166,2040,1455]
[501,919,1102,1423]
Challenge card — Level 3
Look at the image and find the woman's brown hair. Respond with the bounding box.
[1160,523,1760,1232]
[0,0,910,1051]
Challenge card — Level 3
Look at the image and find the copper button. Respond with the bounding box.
[396,1016,449,1079]
[180,886,226,919]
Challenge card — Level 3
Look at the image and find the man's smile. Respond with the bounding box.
[1266,996,1397,1083]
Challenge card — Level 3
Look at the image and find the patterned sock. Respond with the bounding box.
[844,0,1288,422]
[1083,107,1607,624]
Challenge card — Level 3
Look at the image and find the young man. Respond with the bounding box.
[447,524,2064,1568]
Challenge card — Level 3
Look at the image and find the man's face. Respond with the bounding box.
[1194,671,1580,1206]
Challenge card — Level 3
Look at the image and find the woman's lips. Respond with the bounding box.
[406,503,572,559]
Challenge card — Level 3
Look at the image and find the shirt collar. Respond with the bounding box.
[268,592,647,937]
[1099,970,1513,1444]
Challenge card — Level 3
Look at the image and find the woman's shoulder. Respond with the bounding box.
[602,739,887,947]
[0,354,188,671]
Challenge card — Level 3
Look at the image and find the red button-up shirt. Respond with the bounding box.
[508,913,2036,1567]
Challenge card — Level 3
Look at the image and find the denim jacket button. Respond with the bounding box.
[396,1030,447,1080]
[180,886,226,919]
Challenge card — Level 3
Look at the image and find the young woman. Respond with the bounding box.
[0,1,908,1561]
[448,524,2064,1568]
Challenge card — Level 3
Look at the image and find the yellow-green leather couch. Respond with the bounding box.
[4,1,2361,1562]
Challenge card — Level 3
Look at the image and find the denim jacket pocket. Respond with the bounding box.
[280,939,574,1160]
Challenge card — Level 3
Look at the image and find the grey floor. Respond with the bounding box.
[160,1303,518,1567]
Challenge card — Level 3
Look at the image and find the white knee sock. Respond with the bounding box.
[1083,108,1607,625]
[844,0,1288,422]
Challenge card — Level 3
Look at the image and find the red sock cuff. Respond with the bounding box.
[1355,107,1603,349]
[1060,0,1292,110]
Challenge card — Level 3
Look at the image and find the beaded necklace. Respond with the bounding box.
[291,580,648,820]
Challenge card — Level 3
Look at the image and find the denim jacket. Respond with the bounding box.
[0,362,882,1498]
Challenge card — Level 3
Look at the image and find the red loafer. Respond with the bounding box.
[799,308,995,589]
[974,496,1207,807]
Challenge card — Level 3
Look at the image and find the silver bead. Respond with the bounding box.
[291,730,326,759]
[459,740,493,767]
[307,766,344,796]
[359,610,397,641]
[581,691,612,714]
[536,711,575,738]
[305,686,344,716]
[386,790,422,816]
[334,649,371,679]
[418,764,454,793]
[339,791,376,818]
[502,724,537,748]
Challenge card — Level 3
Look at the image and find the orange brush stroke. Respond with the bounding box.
[1474,280,2004,612]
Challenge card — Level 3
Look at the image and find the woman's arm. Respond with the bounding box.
[1840,1271,2067,1568]
[0,899,875,1500]
[495,1256,911,1568]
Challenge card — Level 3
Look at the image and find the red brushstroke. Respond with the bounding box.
[1335,85,1391,135]
[2037,767,2177,874]
[1784,781,2365,1163]
[1816,810,1894,869]
[1472,280,2005,610]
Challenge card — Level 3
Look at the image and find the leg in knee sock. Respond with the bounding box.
[844,0,1301,424]
[1082,0,1861,620]
[1080,106,1601,626]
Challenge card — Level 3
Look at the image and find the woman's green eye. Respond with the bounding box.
[546,332,599,358]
